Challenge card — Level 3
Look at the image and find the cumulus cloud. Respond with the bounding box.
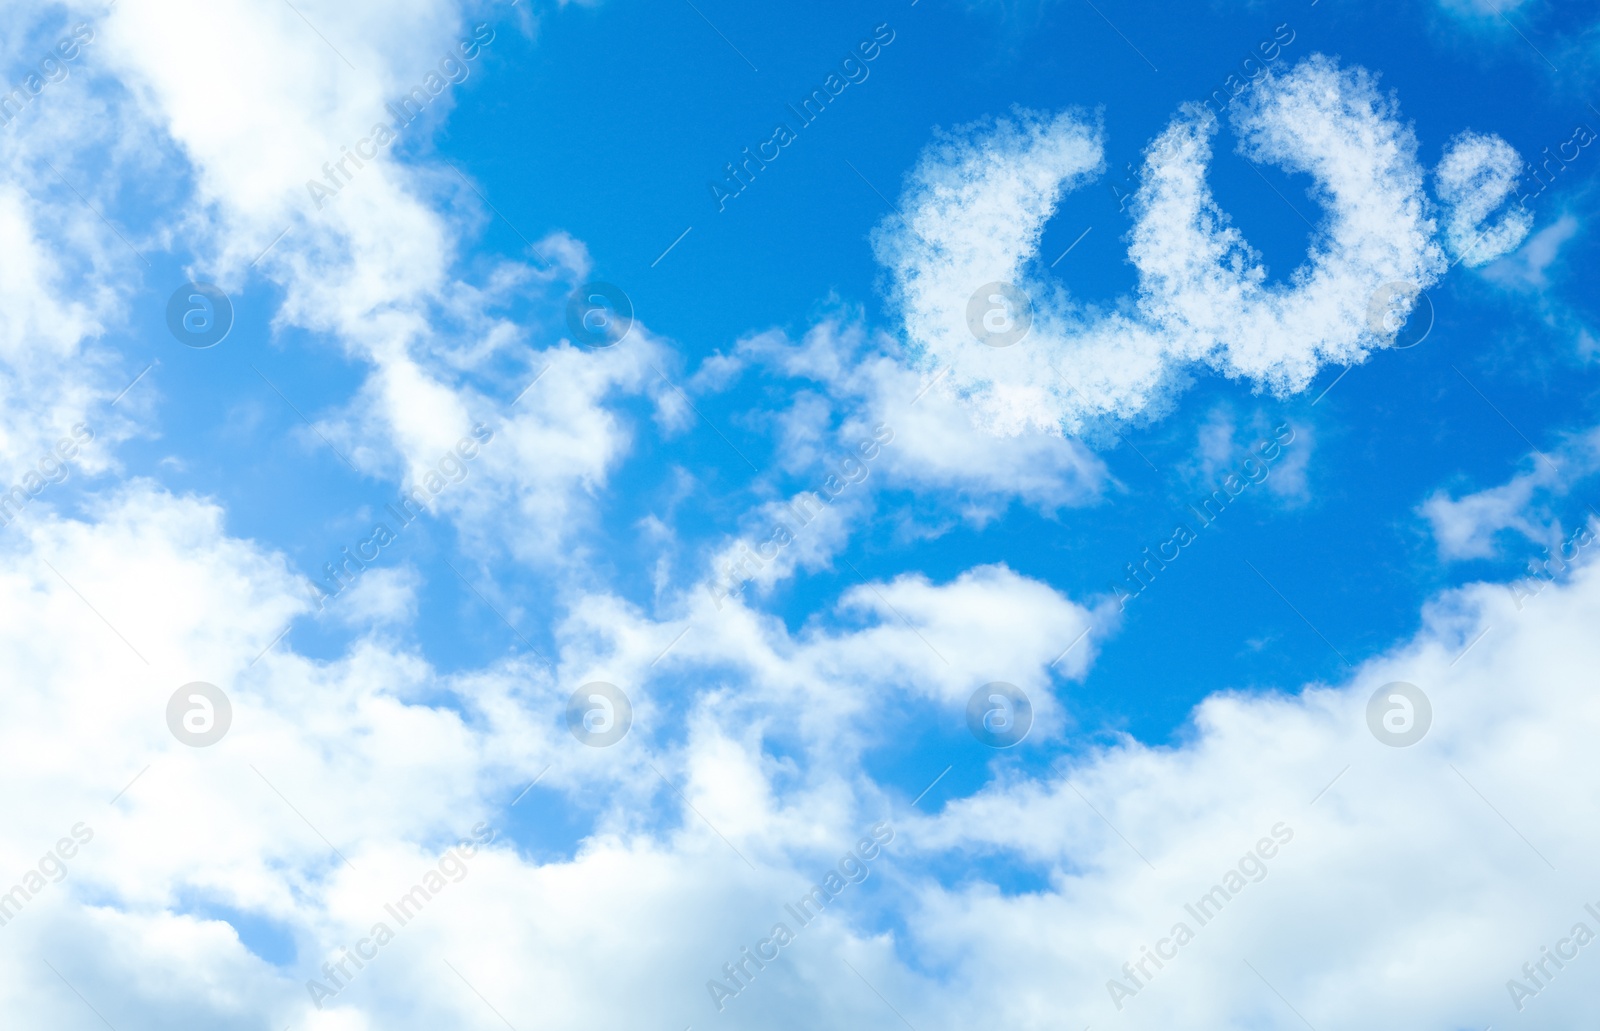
[891,559,1600,1028]
[11,448,1600,1030]
[739,317,1111,506]
[337,564,423,627]
[0,486,552,1028]
[875,55,1526,437]
[676,316,1111,602]
[96,0,665,569]
[0,477,1105,1027]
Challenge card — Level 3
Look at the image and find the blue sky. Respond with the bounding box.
[118,0,1597,716]
[4,0,1600,1028]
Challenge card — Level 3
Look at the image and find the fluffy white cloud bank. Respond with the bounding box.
[899,565,1600,1029]
[8,445,1600,1030]
[875,55,1530,437]
[0,481,1101,1028]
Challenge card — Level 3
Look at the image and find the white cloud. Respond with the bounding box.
[865,565,1600,1028]
[1483,212,1580,290]
[0,479,1110,1026]
[0,27,148,480]
[875,56,1526,438]
[10,450,1600,1030]
[94,0,664,568]
[1422,465,1555,560]
[674,315,1112,606]
[337,565,422,627]
[717,317,1111,510]
[1435,130,1534,266]
[1421,424,1600,560]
